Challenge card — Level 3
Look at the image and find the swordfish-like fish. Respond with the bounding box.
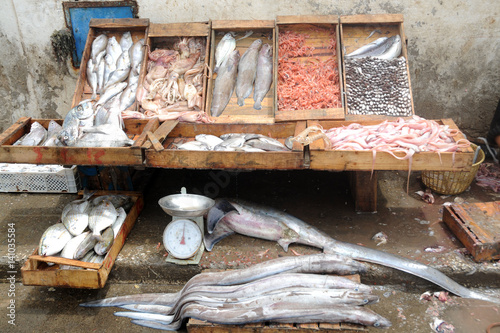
[205,199,500,305]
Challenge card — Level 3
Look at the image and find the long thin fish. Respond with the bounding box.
[253,43,273,110]
[235,39,263,106]
[210,50,240,117]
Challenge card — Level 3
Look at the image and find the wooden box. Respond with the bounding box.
[144,121,306,170]
[275,15,345,122]
[136,22,211,116]
[340,14,415,120]
[0,117,157,166]
[72,18,149,110]
[21,191,144,289]
[443,201,500,262]
[206,20,276,123]
[307,119,474,171]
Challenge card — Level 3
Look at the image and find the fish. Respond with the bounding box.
[13,121,47,146]
[86,58,98,99]
[120,31,133,53]
[97,82,127,107]
[61,231,90,259]
[206,199,500,304]
[176,141,210,151]
[74,232,98,260]
[62,197,91,236]
[103,53,117,87]
[116,49,131,70]
[73,124,134,148]
[112,207,127,236]
[88,200,118,240]
[129,39,145,76]
[92,194,133,210]
[127,65,140,86]
[91,34,108,65]
[236,39,263,106]
[94,227,114,255]
[106,36,122,64]
[214,33,236,73]
[253,43,273,110]
[194,134,223,149]
[246,137,289,152]
[119,82,137,111]
[210,50,241,117]
[213,137,246,151]
[41,120,63,146]
[38,223,73,256]
[97,57,106,93]
[58,100,96,146]
[346,35,401,59]
[103,69,130,92]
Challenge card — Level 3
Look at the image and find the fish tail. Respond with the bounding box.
[207,199,238,233]
[253,100,262,110]
[237,97,245,107]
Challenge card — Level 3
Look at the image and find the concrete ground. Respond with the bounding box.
[1,167,500,333]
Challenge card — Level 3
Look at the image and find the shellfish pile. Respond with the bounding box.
[345,57,412,117]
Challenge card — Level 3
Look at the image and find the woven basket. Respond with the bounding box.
[421,144,485,195]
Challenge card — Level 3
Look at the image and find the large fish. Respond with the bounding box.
[41,120,63,147]
[75,232,98,260]
[60,231,90,259]
[58,99,95,146]
[210,50,240,117]
[253,43,273,110]
[214,33,236,73]
[88,200,118,240]
[206,199,500,304]
[97,82,127,107]
[73,124,134,147]
[91,34,108,65]
[120,31,133,53]
[119,82,137,111]
[106,36,122,65]
[346,35,401,59]
[129,39,145,76]
[94,226,114,255]
[38,223,73,256]
[235,39,263,106]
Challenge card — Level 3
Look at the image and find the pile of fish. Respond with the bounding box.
[81,253,392,330]
[38,192,134,268]
[211,32,273,117]
[344,35,412,116]
[87,32,144,112]
[175,133,291,152]
[131,37,211,123]
[13,121,61,147]
[204,199,500,305]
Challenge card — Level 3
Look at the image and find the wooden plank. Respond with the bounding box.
[0,117,31,145]
[148,22,210,37]
[147,131,164,151]
[350,171,378,213]
[212,20,275,30]
[340,14,404,24]
[144,120,179,149]
[276,15,338,25]
[89,18,149,29]
[132,117,160,148]
[27,254,101,270]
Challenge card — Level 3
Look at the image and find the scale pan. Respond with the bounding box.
[159,194,215,217]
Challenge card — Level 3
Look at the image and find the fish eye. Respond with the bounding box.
[363,299,368,304]
[374,322,380,327]
[77,106,82,111]
[354,287,359,292]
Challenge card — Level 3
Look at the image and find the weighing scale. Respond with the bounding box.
[158,188,215,265]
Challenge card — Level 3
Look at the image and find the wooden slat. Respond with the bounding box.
[27,254,101,270]
[148,22,210,37]
[212,20,275,30]
[0,117,31,145]
[340,14,404,24]
[132,117,160,148]
[89,18,149,29]
[276,15,338,24]
[144,120,179,149]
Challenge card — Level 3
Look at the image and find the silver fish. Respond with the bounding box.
[58,100,95,146]
[345,36,388,58]
[103,69,130,92]
[74,124,134,148]
[375,35,402,60]
[13,121,47,146]
[253,43,273,110]
[94,226,114,255]
[211,50,240,117]
[346,35,401,59]
[129,39,145,76]
[235,145,266,152]
[213,136,246,151]
[106,36,122,65]
[75,232,98,260]
[112,207,127,237]
[62,198,91,236]
[176,141,210,151]
[206,199,500,304]
[119,82,137,111]
[86,58,98,100]
[91,34,108,65]
[42,120,62,146]
[61,231,90,259]
[214,33,236,73]
[97,82,127,107]
[104,53,117,87]
[94,50,106,73]
[38,223,73,256]
[195,134,223,149]
[97,57,106,93]
[92,194,133,210]
[120,31,133,53]
[88,200,118,240]
[246,137,289,152]
[236,39,263,106]
[80,249,97,263]
[116,49,131,70]
[127,65,140,86]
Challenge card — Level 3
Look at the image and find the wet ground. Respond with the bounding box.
[1,167,500,332]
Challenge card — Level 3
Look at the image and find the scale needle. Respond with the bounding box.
[180,222,186,245]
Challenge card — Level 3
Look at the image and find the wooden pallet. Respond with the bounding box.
[443,201,500,262]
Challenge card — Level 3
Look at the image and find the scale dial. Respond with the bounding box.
[163,219,202,259]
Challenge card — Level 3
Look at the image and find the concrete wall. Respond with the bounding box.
[1,0,499,139]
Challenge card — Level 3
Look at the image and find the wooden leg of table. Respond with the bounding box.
[350,171,378,213]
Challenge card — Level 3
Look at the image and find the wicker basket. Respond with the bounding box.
[421,144,485,195]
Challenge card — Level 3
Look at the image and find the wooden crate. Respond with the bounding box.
[0,117,157,166]
[72,18,149,109]
[21,191,144,289]
[339,14,415,121]
[187,274,366,332]
[144,121,306,170]
[275,15,345,122]
[443,201,500,262]
[136,22,211,115]
[307,119,474,171]
[206,20,276,123]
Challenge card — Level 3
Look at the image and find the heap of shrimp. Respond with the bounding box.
[278,29,341,111]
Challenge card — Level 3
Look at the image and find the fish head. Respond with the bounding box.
[373,316,392,328]
[57,128,78,146]
[72,100,95,120]
[260,43,272,57]
[250,39,263,50]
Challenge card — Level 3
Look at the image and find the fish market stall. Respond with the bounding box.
[21,191,143,289]
[274,15,344,122]
[206,20,276,123]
